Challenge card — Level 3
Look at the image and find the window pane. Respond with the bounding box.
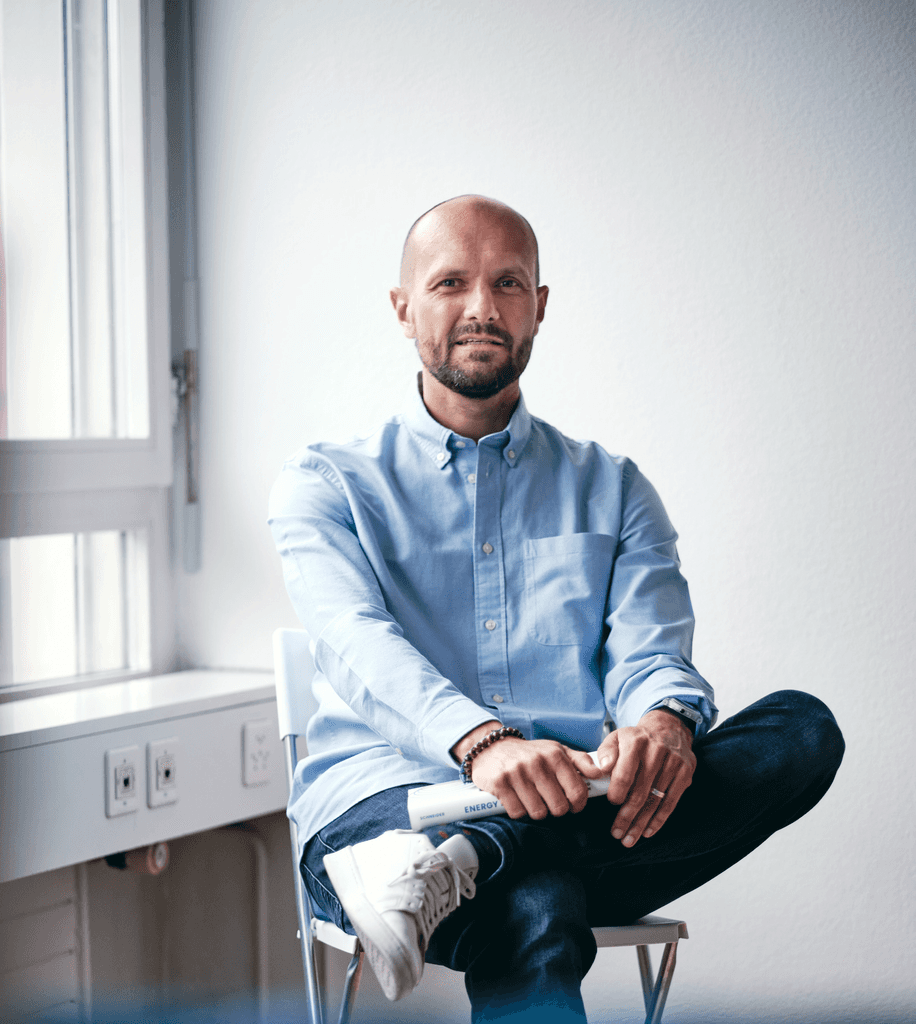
[0,0,150,440]
[0,0,72,438]
[9,528,150,686]
[9,534,77,682]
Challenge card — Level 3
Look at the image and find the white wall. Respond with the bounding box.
[183,0,916,1017]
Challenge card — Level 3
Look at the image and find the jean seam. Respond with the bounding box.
[302,860,345,929]
[313,830,338,855]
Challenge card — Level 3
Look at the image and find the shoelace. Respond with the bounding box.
[391,848,477,949]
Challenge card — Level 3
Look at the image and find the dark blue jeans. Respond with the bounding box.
[302,691,844,1022]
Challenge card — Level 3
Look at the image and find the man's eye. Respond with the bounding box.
[439,278,458,287]
[497,279,519,288]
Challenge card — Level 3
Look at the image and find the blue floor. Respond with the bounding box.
[27,994,916,1024]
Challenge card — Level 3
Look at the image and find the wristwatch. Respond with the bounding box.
[651,697,703,735]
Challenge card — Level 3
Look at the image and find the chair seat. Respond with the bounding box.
[311,911,687,957]
[593,915,688,947]
[312,916,360,955]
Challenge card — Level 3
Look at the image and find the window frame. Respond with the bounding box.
[0,0,175,699]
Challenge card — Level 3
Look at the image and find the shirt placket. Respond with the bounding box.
[470,440,514,723]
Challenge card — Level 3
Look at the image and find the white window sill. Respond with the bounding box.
[0,669,275,751]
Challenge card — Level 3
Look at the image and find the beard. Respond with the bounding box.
[421,323,533,400]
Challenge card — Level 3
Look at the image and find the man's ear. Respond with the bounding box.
[390,287,415,338]
[533,284,549,335]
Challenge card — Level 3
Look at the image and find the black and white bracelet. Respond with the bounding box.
[459,726,524,783]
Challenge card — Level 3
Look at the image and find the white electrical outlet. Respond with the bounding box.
[242,719,271,786]
[147,738,179,807]
[105,745,141,817]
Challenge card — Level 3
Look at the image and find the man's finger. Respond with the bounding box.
[554,758,591,813]
[610,750,669,841]
[595,734,620,775]
[605,741,641,806]
[643,771,692,837]
[495,785,529,820]
[568,748,604,779]
[620,764,691,844]
[512,774,561,820]
[535,754,586,817]
[622,769,674,839]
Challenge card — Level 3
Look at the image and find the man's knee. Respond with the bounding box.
[709,689,844,811]
[758,689,844,782]
[697,689,844,804]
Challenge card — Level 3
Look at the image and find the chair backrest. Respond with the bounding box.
[272,627,318,741]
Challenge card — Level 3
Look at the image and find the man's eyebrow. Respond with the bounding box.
[425,267,466,283]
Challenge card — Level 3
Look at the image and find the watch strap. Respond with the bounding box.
[652,697,702,734]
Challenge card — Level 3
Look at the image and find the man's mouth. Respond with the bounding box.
[450,325,513,348]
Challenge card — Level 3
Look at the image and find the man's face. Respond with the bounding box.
[392,203,548,399]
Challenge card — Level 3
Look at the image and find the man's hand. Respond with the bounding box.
[451,723,598,821]
[590,709,696,847]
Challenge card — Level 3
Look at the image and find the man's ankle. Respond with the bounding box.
[430,826,502,885]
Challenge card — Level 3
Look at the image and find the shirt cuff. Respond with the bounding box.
[424,699,505,769]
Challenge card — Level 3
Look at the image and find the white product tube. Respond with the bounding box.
[407,753,609,831]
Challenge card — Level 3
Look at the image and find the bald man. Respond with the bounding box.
[269,196,843,1023]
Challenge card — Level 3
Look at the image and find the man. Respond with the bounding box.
[268,195,843,1022]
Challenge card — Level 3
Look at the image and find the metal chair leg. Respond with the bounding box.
[336,950,364,1024]
[286,739,325,1024]
[644,941,678,1024]
[636,944,654,1015]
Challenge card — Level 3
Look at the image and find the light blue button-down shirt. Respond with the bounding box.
[269,389,717,847]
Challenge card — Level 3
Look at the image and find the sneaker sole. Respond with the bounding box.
[324,847,422,1001]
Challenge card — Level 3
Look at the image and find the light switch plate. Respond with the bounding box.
[105,745,141,817]
[242,719,271,787]
[147,737,179,807]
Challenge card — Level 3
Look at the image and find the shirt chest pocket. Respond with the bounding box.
[523,534,618,647]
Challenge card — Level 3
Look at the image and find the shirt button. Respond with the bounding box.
[492,694,504,703]
[436,452,445,462]
[507,449,515,459]
[394,748,403,756]
[455,441,466,448]
[467,473,477,483]
[484,619,497,631]
[482,542,494,554]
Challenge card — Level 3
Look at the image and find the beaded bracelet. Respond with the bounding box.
[459,726,524,783]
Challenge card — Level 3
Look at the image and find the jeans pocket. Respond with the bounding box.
[523,533,617,647]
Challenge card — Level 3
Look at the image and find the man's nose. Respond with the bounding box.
[464,282,498,321]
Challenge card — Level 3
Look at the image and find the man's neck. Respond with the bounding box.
[419,370,520,442]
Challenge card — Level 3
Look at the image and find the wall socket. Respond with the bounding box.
[147,738,179,807]
[105,745,141,817]
[242,720,271,786]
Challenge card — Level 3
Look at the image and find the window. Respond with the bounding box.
[0,0,173,697]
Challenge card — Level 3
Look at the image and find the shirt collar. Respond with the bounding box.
[403,376,533,469]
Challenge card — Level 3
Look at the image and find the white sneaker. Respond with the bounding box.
[323,829,477,1001]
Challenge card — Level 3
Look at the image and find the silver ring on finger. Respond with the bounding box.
[650,787,666,799]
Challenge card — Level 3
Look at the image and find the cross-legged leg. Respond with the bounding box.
[302,690,843,1020]
[428,867,597,1022]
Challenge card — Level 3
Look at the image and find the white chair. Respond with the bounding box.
[274,627,688,1024]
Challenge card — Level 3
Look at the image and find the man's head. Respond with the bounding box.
[391,195,548,401]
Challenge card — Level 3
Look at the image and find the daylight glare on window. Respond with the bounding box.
[0,0,150,440]
[9,529,150,686]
